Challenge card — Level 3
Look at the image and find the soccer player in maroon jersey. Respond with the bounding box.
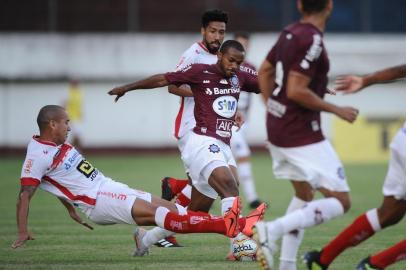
[253,1,359,270]
[11,105,243,251]
[304,64,406,270]
[109,40,266,255]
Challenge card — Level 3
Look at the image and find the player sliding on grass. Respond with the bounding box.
[304,64,406,270]
[12,105,260,253]
[108,40,266,255]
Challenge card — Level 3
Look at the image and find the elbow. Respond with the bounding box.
[286,89,299,101]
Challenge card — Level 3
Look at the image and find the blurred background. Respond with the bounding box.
[0,0,405,162]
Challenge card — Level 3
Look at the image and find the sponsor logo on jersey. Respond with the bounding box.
[220,79,228,84]
[337,167,346,180]
[230,75,240,88]
[203,80,210,84]
[205,88,213,95]
[97,191,127,200]
[216,119,234,138]
[181,64,192,73]
[208,144,221,153]
[213,96,237,118]
[24,159,34,174]
[239,66,258,75]
[201,127,207,133]
[210,87,240,95]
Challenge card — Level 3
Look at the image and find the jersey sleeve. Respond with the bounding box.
[266,45,277,66]
[165,64,200,86]
[20,153,49,186]
[290,33,323,78]
[240,68,260,94]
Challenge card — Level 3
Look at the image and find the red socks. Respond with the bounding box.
[168,178,189,195]
[162,210,246,236]
[320,213,375,265]
[175,192,191,207]
[370,238,406,269]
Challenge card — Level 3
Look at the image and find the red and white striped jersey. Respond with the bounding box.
[173,42,217,139]
[20,136,108,208]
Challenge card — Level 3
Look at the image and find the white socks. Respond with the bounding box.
[221,197,236,216]
[237,162,259,203]
[279,197,307,270]
[366,208,382,232]
[266,197,344,243]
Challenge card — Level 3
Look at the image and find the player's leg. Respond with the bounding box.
[132,195,242,256]
[256,140,350,270]
[279,181,311,270]
[304,196,406,269]
[356,238,406,270]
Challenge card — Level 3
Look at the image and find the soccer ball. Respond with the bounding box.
[232,233,258,261]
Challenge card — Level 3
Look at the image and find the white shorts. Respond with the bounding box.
[230,125,251,159]
[267,139,350,192]
[383,128,406,200]
[86,180,152,225]
[181,132,237,199]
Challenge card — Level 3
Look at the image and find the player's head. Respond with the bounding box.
[233,32,250,52]
[201,9,228,54]
[37,105,70,145]
[217,40,245,78]
[298,0,333,16]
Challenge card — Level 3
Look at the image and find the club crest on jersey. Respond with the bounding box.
[230,75,240,88]
[208,144,220,153]
[337,167,346,180]
[213,96,237,118]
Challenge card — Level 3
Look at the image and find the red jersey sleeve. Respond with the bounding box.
[164,64,201,86]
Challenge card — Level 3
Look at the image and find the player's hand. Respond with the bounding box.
[334,75,364,94]
[108,87,128,102]
[335,106,359,123]
[11,232,35,249]
[69,210,94,230]
[234,111,245,131]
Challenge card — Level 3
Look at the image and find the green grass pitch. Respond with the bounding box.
[0,153,405,269]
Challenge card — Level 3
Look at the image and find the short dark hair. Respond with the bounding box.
[301,0,329,14]
[234,31,250,40]
[37,105,65,131]
[220,40,245,54]
[201,9,228,28]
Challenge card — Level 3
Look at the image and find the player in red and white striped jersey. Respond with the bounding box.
[11,105,250,253]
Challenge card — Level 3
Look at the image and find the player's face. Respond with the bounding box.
[201,21,226,54]
[218,48,245,78]
[51,110,71,145]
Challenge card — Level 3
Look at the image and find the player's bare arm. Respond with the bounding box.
[168,84,193,97]
[258,60,275,103]
[58,198,94,230]
[108,74,170,102]
[336,64,406,94]
[12,185,38,249]
[287,71,358,123]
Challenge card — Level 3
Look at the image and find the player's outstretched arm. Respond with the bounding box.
[258,60,275,103]
[335,64,406,94]
[108,74,170,102]
[58,198,94,230]
[12,185,38,249]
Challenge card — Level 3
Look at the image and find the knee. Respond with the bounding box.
[377,208,404,228]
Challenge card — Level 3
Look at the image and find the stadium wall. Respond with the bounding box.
[0,34,405,161]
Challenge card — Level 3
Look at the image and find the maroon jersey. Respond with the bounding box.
[165,63,259,145]
[265,22,330,147]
